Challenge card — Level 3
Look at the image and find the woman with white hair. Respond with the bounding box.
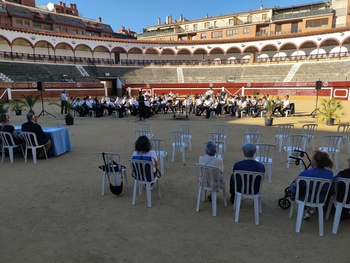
[199,140,226,201]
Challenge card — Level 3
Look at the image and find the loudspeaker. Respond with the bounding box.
[315,81,322,90]
[37,81,44,91]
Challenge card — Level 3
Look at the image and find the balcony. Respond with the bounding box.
[272,8,334,21]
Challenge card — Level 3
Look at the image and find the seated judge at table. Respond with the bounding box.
[22,113,52,158]
[1,114,23,145]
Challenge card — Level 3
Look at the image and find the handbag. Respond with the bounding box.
[99,152,125,195]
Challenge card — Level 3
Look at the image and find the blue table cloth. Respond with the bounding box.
[15,126,72,156]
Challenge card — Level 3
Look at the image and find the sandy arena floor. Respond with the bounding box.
[1,98,350,262]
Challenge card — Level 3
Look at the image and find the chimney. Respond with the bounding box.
[70,4,74,8]
[63,3,66,7]
[260,4,264,10]
[59,1,63,6]
[98,17,102,22]
[205,13,208,18]
[158,17,161,25]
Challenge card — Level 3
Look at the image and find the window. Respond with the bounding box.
[170,37,175,41]
[86,31,92,36]
[306,18,328,28]
[259,29,267,36]
[275,24,281,35]
[226,29,238,36]
[56,26,60,32]
[24,21,30,27]
[62,27,68,33]
[247,15,252,23]
[262,14,267,21]
[72,29,78,34]
[43,24,52,31]
[211,31,222,39]
[185,25,189,31]
[33,22,41,29]
[204,22,210,28]
[79,30,84,35]
[201,33,206,39]
[16,19,22,26]
[214,21,217,28]
[243,27,250,34]
[229,19,233,25]
[291,23,298,33]
[193,24,197,31]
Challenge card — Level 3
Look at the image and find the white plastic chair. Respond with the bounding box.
[21,131,48,164]
[137,124,154,138]
[255,144,276,184]
[214,141,225,159]
[0,131,24,163]
[245,125,260,134]
[177,124,193,151]
[129,159,161,208]
[337,124,350,153]
[275,124,294,152]
[326,177,350,234]
[98,152,127,196]
[149,138,168,175]
[319,135,343,170]
[301,123,318,150]
[244,133,262,144]
[213,125,228,152]
[208,132,227,152]
[283,134,307,168]
[195,163,227,217]
[232,170,264,225]
[170,131,187,163]
[289,177,333,236]
[135,130,153,139]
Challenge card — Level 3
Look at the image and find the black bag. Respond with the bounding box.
[99,153,125,195]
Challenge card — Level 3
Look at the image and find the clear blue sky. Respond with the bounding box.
[36,0,312,33]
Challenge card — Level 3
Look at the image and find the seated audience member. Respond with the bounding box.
[132,136,158,177]
[230,143,265,203]
[0,114,23,145]
[332,157,350,220]
[289,150,334,219]
[21,113,52,158]
[199,141,226,201]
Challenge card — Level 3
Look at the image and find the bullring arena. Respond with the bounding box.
[1,0,350,262]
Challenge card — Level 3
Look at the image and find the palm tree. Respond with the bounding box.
[21,94,40,114]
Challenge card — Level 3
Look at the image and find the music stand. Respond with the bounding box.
[38,86,56,118]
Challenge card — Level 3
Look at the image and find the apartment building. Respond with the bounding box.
[138,0,348,41]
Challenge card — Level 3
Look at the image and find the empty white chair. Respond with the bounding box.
[170,131,187,163]
[149,138,168,175]
[0,131,24,163]
[21,131,48,164]
[195,163,227,216]
[326,177,350,234]
[301,123,318,150]
[245,125,260,134]
[275,124,294,152]
[137,123,154,138]
[319,135,343,170]
[129,159,161,208]
[208,132,227,152]
[289,177,333,236]
[337,124,350,153]
[135,130,153,139]
[255,144,276,184]
[244,133,262,144]
[283,134,307,168]
[214,141,225,159]
[233,170,264,225]
[177,124,193,151]
[213,125,228,152]
[98,152,127,196]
